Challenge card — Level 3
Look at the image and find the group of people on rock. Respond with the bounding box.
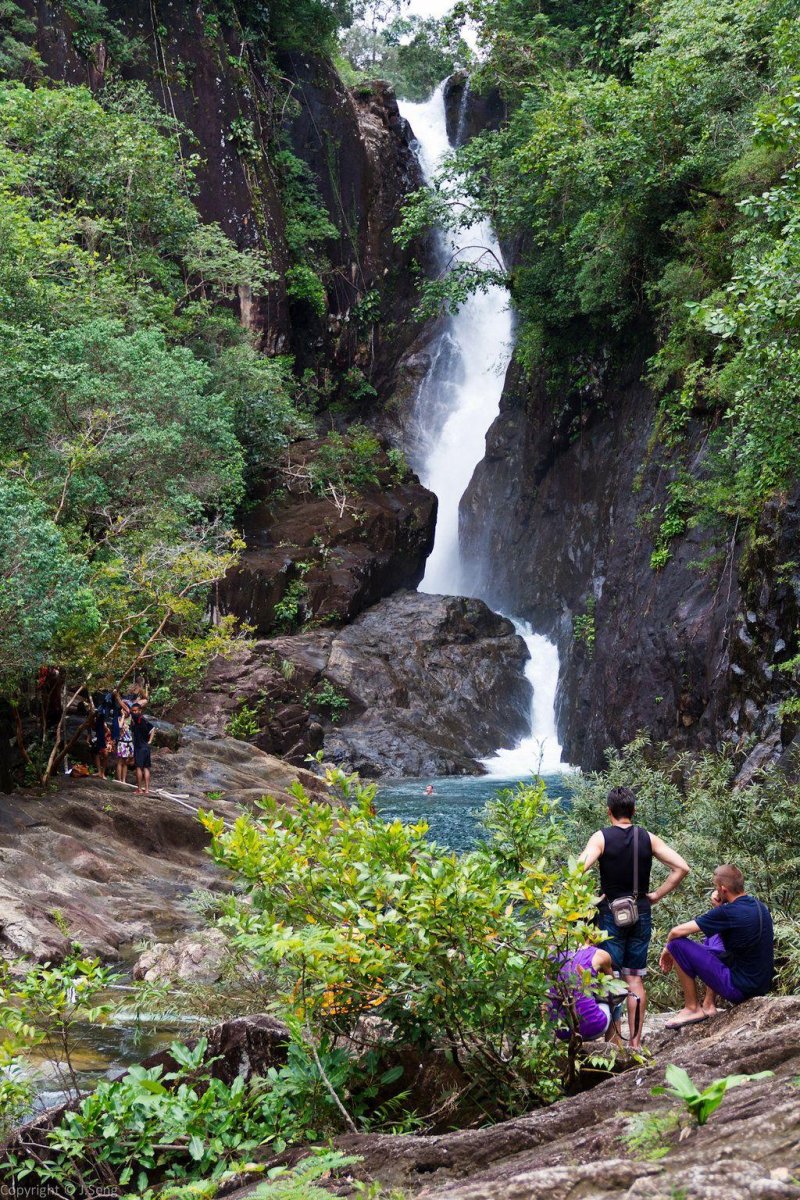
[88,688,155,795]
[550,786,774,1045]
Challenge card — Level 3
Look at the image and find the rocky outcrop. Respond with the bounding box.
[309,997,800,1200]
[0,734,328,964]
[219,441,437,636]
[461,358,800,769]
[443,72,506,147]
[321,592,531,776]
[133,929,228,985]
[185,592,532,776]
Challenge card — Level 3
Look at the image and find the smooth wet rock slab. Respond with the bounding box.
[0,737,328,964]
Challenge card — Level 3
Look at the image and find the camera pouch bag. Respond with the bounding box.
[608,826,640,928]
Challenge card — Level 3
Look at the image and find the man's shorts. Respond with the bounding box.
[598,903,652,977]
[134,744,152,770]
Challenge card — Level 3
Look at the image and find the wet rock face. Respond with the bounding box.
[443,71,507,147]
[175,646,329,767]
[461,358,800,769]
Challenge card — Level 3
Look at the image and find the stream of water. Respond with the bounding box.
[398,84,569,778]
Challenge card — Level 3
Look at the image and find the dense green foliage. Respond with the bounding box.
[400,0,800,534]
[0,79,307,766]
[274,148,338,316]
[339,5,472,101]
[201,767,610,1119]
[0,0,39,79]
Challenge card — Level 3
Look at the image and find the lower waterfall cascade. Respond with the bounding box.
[398,83,568,775]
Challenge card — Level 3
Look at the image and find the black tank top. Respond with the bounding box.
[599,825,652,901]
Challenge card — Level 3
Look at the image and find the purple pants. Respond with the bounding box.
[668,938,745,1003]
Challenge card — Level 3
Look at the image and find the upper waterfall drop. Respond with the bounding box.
[398,85,512,597]
[399,81,568,775]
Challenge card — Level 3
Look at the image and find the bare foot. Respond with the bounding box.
[702,1002,718,1016]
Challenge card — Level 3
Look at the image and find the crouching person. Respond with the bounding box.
[660,864,774,1029]
[548,945,626,1045]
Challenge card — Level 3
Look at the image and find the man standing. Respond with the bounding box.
[579,786,690,1048]
[660,864,774,1028]
[130,702,155,796]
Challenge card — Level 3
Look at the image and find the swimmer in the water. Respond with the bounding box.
[424,784,435,796]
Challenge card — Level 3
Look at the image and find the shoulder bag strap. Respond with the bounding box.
[633,825,639,898]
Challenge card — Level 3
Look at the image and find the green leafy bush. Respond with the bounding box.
[200,769,603,1118]
[572,597,596,651]
[309,425,383,498]
[226,702,261,740]
[274,148,337,316]
[6,1038,361,1194]
[304,680,349,723]
[273,580,309,632]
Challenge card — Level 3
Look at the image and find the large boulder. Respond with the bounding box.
[182,593,533,777]
[321,592,531,776]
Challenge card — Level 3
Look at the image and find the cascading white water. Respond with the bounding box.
[481,624,565,775]
[399,83,568,775]
[401,85,512,597]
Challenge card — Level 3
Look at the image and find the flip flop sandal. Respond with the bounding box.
[665,1014,710,1030]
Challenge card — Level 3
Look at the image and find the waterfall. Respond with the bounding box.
[399,83,568,776]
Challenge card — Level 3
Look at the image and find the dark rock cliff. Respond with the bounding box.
[218,439,437,636]
[22,0,424,392]
[461,356,800,770]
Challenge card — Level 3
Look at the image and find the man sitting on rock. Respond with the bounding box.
[660,864,774,1028]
